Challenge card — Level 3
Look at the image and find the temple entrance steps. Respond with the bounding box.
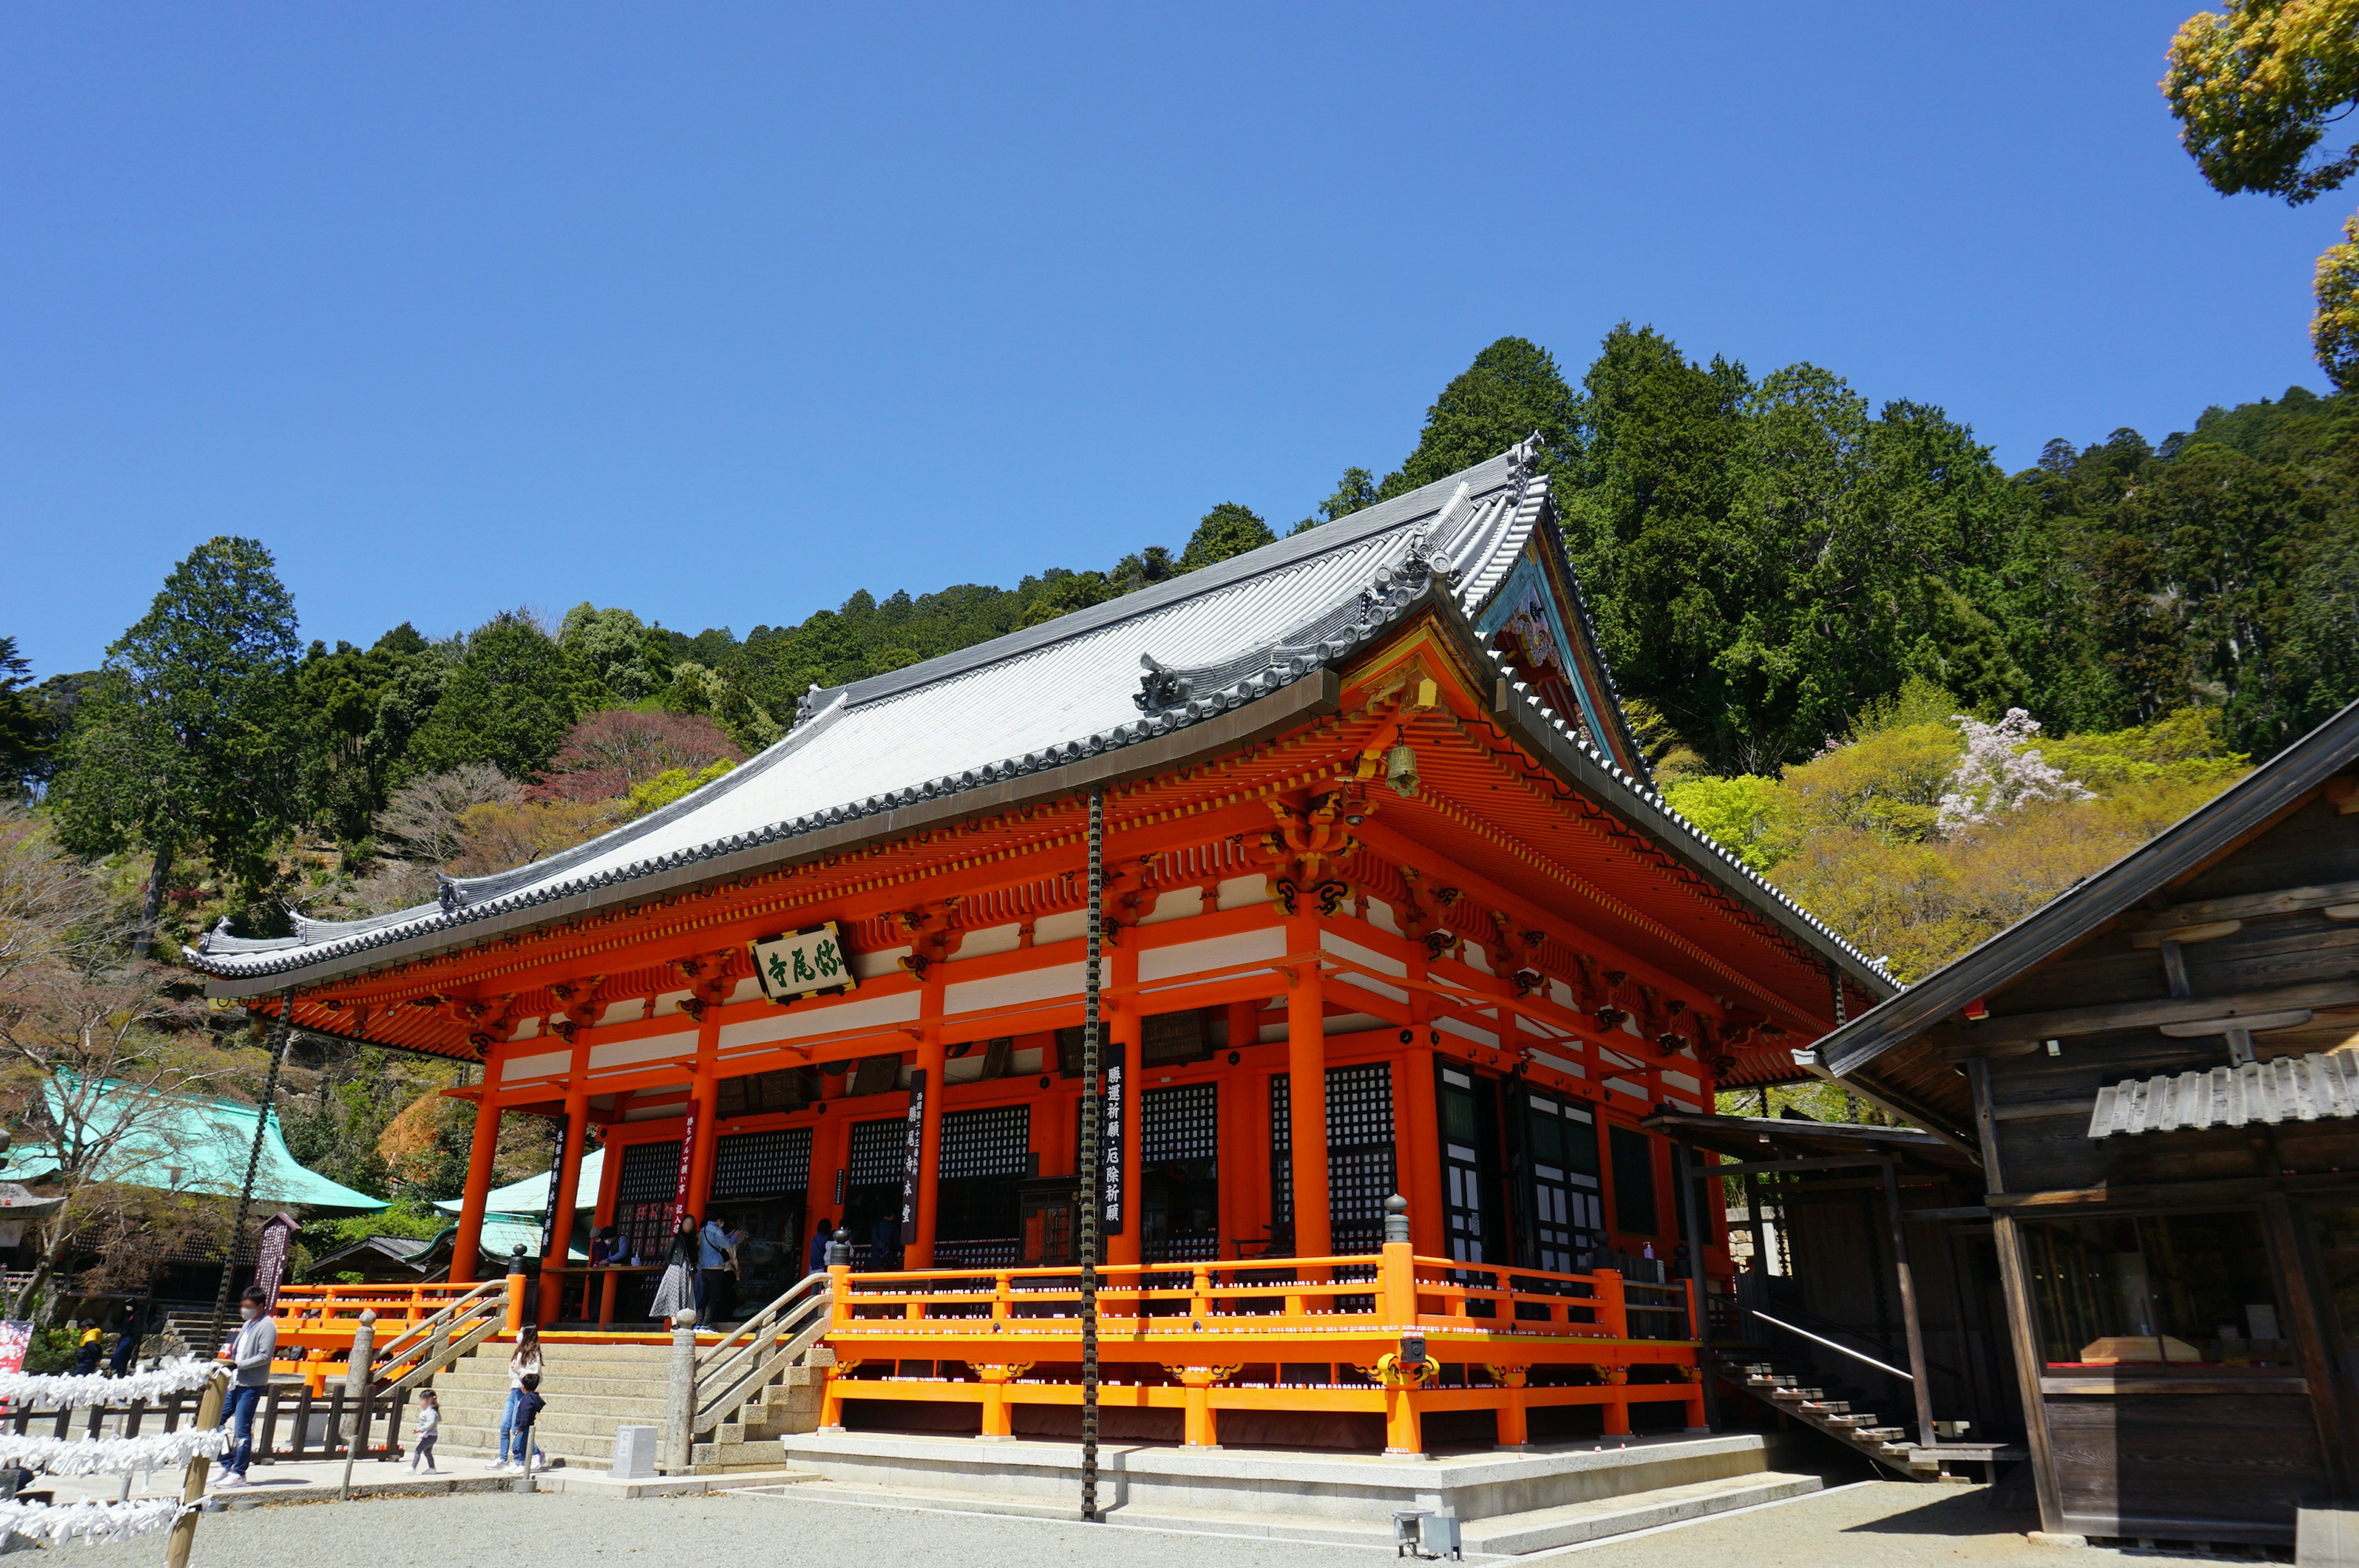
[756,1430,1826,1550]
[426,1338,830,1473]
[429,1341,677,1468]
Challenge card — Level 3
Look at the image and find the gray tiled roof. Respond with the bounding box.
[2088,1051,2359,1137]
[190,440,1881,989]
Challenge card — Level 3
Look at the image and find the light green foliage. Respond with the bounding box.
[1661,774,1798,873]
[626,757,735,817]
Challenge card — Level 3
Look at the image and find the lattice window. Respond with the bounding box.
[1143,1083,1216,1165]
[710,1128,813,1201]
[1269,1063,1395,1246]
[614,1140,683,1264]
[847,1118,904,1188]
[617,1141,681,1203]
[939,1104,1030,1180]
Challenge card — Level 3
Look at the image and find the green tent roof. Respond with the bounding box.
[0,1084,385,1213]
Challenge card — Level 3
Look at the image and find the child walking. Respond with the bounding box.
[511,1374,546,1475]
[410,1391,440,1472]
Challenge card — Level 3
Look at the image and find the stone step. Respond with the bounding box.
[1463,1472,1825,1554]
[1851,1427,1906,1442]
[431,1390,671,1421]
[434,1373,670,1401]
[437,1411,664,1445]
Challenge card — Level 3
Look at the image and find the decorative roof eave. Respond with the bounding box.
[197,668,1347,1000]
[1395,593,1894,1009]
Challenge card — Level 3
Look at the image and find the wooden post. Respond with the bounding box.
[2264,1193,2357,1500]
[662,1308,699,1473]
[683,1022,721,1235]
[504,1259,529,1333]
[1283,914,1331,1260]
[1672,1142,1719,1431]
[1106,951,1143,1270]
[1879,1161,1936,1450]
[1380,1195,1415,1323]
[450,1087,504,1285]
[541,1083,590,1324]
[1596,1270,1631,1437]
[164,1372,227,1568]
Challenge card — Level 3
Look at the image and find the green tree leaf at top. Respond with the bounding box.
[47,537,302,951]
[404,611,597,781]
[1384,337,1580,499]
[1178,504,1277,572]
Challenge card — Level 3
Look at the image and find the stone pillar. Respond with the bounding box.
[662,1309,699,1473]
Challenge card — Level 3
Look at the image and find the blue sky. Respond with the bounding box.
[0,4,2337,675]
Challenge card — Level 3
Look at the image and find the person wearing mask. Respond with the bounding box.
[492,1324,544,1474]
[107,1308,141,1377]
[212,1288,276,1491]
[647,1219,698,1324]
[807,1217,835,1274]
[697,1217,743,1322]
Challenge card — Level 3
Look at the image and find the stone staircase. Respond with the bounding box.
[429,1338,825,1473]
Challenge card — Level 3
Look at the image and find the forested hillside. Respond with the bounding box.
[4,326,2354,1209]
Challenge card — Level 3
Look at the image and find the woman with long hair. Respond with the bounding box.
[493,1324,544,1473]
[647,1216,700,1324]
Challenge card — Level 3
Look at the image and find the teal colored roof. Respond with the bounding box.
[435,1146,603,1219]
[0,1083,385,1212]
[474,1216,588,1263]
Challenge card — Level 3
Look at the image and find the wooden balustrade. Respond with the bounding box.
[815,1242,1705,1454]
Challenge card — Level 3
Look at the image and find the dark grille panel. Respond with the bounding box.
[1143,1083,1216,1165]
[711,1128,813,1201]
[1269,1063,1395,1245]
[617,1141,682,1203]
[940,1104,1030,1180]
[848,1118,904,1188]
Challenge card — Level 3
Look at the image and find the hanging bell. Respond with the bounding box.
[1384,743,1420,798]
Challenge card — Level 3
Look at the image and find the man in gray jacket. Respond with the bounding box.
[214,1287,275,1489]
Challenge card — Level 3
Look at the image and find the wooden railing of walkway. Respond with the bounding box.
[820,1240,1705,1454]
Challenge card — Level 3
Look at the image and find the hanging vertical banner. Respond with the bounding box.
[0,1321,29,1376]
[898,1070,928,1244]
[670,1106,698,1230]
[251,1213,300,1311]
[1100,1043,1125,1235]
[539,1115,569,1261]
[834,1166,846,1206]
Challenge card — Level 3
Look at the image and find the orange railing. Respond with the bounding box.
[819,1242,1705,1454]
[265,1280,524,1392]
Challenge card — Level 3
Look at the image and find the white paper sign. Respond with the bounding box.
[749,922,859,1002]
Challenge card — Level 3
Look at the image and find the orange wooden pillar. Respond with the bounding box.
[1597,1270,1632,1437]
[449,1086,504,1284]
[805,1106,846,1270]
[681,1007,723,1232]
[907,958,948,1269]
[1219,1000,1262,1254]
[1283,914,1330,1259]
[1401,948,1446,1256]
[538,1080,590,1324]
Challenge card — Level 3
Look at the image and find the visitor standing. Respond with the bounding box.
[807,1216,834,1273]
[213,1287,275,1491]
[868,1209,902,1272]
[647,1219,699,1324]
[71,1320,101,1376]
[493,1325,544,1473]
[107,1308,140,1376]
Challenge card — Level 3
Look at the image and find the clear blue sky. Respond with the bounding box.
[0,3,2336,676]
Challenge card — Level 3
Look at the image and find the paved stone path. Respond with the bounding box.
[49,1477,2175,1567]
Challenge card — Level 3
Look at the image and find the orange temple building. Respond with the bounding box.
[193,439,1892,1455]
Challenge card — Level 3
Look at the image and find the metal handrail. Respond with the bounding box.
[1748,1310,1913,1382]
[370,1277,505,1364]
[690,1271,833,1436]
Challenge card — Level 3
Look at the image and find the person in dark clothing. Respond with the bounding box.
[108,1309,140,1376]
[512,1372,547,1473]
[807,1217,834,1273]
[868,1209,902,1272]
[72,1320,101,1376]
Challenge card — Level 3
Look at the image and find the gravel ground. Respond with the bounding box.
[55,1480,2129,1567]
